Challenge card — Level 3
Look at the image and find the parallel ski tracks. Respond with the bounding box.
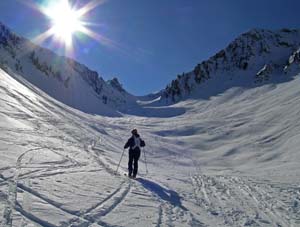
[0,141,132,227]
[1,170,131,227]
[191,174,300,227]
[18,180,130,227]
[131,179,204,227]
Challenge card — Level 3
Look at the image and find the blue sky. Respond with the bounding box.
[0,0,300,95]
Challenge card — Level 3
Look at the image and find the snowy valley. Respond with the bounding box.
[0,22,137,117]
[0,23,300,227]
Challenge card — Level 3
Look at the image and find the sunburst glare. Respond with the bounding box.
[29,0,108,54]
[43,0,84,46]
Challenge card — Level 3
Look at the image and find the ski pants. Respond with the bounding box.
[128,149,141,176]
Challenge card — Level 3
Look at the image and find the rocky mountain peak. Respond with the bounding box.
[160,28,300,103]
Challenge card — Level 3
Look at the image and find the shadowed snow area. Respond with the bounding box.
[1,65,300,227]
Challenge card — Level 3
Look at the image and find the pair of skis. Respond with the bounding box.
[124,173,138,180]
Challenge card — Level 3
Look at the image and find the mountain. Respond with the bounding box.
[1,42,300,227]
[2,22,299,117]
[0,22,136,116]
[158,28,300,104]
[1,24,300,226]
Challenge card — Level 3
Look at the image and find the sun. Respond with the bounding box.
[42,0,84,46]
[30,0,112,54]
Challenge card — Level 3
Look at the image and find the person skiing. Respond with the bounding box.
[124,129,145,179]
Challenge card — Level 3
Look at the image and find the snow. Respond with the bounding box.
[0,24,300,226]
[159,28,300,104]
[0,22,138,117]
[1,62,300,226]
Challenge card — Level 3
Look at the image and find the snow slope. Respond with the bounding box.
[0,22,186,118]
[1,26,300,226]
[0,22,136,116]
[1,61,300,226]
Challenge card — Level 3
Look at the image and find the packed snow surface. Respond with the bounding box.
[1,64,300,227]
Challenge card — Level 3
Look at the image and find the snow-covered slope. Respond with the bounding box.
[158,28,300,104]
[0,22,136,116]
[1,60,300,226]
[1,26,300,226]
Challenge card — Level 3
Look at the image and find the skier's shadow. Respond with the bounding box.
[136,178,187,211]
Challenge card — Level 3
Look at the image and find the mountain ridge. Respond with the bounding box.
[0,22,135,116]
[157,28,300,104]
[1,22,300,116]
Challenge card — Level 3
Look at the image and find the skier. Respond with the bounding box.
[124,129,145,179]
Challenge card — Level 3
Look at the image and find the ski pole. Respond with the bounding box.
[116,148,125,174]
[143,148,149,174]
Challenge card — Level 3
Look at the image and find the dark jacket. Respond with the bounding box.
[124,134,145,152]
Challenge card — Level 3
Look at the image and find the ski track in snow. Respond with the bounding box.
[16,181,131,227]
[0,132,136,227]
[83,182,131,226]
[86,138,205,226]
[2,123,299,227]
[191,174,300,227]
[0,146,131,227]
[1,67,300,226]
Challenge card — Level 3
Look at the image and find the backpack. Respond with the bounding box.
[132,136,145,149]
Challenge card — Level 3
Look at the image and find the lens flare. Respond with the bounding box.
[43,0,84,46]
[25,0,109,54]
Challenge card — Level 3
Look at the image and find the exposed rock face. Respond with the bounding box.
[160,28,300,103]
[107,77,126,94]
[284,48,300,72]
